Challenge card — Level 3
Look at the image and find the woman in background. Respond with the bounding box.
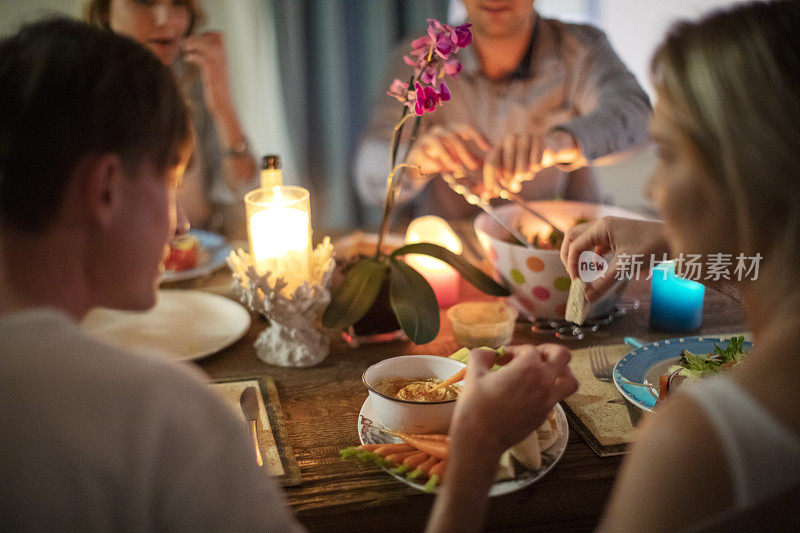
[561,2,800,530]
[86,0,257,239]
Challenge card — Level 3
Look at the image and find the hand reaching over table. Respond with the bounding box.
[560,217,669,302]
[427,344,578,533]
[407,123,490,176]
[482,130,584,199]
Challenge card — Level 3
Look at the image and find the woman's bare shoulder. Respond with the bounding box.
[599,393,735,533]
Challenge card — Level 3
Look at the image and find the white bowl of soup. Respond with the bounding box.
[362,355,467,434]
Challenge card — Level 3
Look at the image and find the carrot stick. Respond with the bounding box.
[424,461,448,492]
[407,456,440,480]
[373,443,415,456]
[384,450,421,464]
[357,444,383,452]
[429,459,447,481]
[402,452,430,468]
[393,432,448,460]
[428,368,466,392]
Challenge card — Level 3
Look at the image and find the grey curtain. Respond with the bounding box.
[272,0,450,232]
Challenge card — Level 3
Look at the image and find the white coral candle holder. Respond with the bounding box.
[227,237,335,367]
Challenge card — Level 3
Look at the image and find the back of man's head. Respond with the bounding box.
[0,18,191,233]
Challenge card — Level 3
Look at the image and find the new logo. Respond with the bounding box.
[578,251,608,283]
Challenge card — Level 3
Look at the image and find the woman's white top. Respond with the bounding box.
[684,375,800,509]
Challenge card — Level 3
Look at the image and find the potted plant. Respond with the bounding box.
[322,20,509,344]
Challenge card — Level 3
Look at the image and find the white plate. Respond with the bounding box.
[160,229,232,283]
[82,290,251,361]
[357,396,568,496]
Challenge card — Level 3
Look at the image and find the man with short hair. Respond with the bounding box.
[355,0,651,220]
[0,19,303,531]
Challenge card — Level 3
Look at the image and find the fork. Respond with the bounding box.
[590,346,659,399]
[589,346,615,382]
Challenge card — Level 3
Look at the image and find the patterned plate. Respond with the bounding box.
[613,335,753,412]
[357,397,568,496]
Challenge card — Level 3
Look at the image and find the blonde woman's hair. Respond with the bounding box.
[651,0,800,286]
[84,0,207,36]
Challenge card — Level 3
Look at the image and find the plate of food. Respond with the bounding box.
[161,229,232,283]
[352,398,568,496]
[613,335,751,412]
[82,290,251,361]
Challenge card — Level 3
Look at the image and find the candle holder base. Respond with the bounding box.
[228,238,335,367]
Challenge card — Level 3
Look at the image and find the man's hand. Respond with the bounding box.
[407,124,490,176]
[482,130,582,198]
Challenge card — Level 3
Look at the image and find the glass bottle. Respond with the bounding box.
[260,154,282,189]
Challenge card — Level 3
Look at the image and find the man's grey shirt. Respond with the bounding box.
[355,16,652,221]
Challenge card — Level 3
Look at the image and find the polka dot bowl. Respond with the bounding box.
[474,200,652,320]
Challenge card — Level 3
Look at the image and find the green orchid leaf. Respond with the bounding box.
[391,242,510,296]
[322,257,388,330]
[388,258,440,344]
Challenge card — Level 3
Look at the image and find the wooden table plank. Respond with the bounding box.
[190,268,746,532]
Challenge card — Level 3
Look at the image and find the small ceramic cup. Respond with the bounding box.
[447,301,518,348]
[362,355,466,434]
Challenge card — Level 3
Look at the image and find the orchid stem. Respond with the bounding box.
[376,75,420,259]
[376,105,410,258]
[394,112,415,132]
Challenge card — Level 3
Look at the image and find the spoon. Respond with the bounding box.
[239,386,263,467]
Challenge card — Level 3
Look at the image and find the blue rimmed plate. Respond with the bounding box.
[613,336,753,412]
[160,229,232,283]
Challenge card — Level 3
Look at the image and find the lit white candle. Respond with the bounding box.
[404,216,463,308]
[245,186,311,294]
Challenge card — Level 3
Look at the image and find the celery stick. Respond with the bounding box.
[339,447,360,459]
[423,475,439,492]
[407,468,424,480]
[390,464,411,475]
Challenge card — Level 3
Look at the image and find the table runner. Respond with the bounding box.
[563,344,636,457]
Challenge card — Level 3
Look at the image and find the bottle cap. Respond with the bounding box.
[262,154,280,169]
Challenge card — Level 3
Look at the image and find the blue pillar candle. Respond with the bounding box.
[649,261,705,331]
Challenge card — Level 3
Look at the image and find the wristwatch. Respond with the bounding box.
[226,137,250,158]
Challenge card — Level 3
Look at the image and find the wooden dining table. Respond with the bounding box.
[183,250,747,532]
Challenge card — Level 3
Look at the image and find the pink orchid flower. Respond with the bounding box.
[419,66,439,86]
[453,23,473,48]
[438,81,451,103]
[443,58,463,77]
[386,79,410,102]
[386,19,471,116]
[414,82,439,116]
